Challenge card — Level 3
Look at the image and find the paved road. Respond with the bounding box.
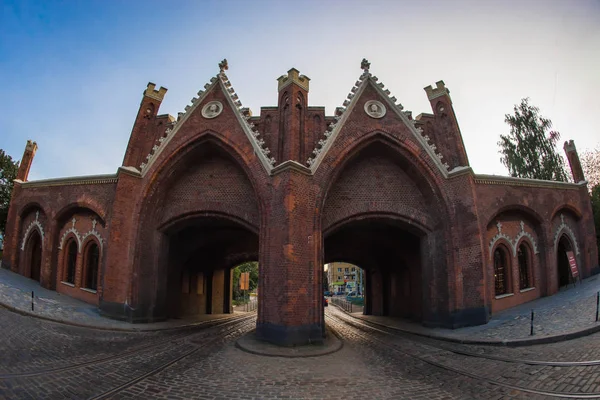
[2,306,600,399]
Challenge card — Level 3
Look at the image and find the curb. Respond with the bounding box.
[342,310,600,347]
[235,328,343,358]
[0,301,246,333]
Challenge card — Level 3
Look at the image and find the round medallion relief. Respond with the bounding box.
[364,100,386,119]
[201,101,223,119]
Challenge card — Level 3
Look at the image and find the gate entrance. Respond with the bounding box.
[324,218,423,321]
[163,216,258,319]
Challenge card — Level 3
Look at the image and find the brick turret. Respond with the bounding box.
[423,81,469,169]
[564,140,585,183]
[122,82,168,169]
[276,68,310,164]
[16,140,38,182]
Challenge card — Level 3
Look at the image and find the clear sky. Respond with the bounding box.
[1,0,599,180]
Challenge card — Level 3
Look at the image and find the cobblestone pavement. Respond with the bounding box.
[3,305,600,399]
[354,274,600,342]
[0,267,239,331]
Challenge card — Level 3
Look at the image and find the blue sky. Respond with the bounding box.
[1,0,599,180]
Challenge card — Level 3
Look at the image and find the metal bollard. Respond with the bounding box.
[530,309,534,336]
[31,291,34,312]
[596,292,600,322]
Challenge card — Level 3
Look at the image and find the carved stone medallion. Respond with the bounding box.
[201,101,223,119]
[364,100,386,119]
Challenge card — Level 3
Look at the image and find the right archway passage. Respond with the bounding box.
[324,218,423,321]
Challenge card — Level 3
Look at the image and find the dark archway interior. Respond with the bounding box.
[324,218,423,321]
[28,230,42,282]
[164,217,258,319]
[557,235,573,288]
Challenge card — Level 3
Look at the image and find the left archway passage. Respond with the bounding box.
[163,216,258,319]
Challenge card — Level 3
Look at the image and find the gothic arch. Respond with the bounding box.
[141,131,265,220]
[54,201,107,226]
[550,204,583,222]
[320,132,450,231]
[486,205,544,229]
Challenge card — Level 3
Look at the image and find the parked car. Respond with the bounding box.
[324,291,332,297]
[347,292,357,297]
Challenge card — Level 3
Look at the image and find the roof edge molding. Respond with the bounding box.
[18,174,118,188]
[474,174,586,189]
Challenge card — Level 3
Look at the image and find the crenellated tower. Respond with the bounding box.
[564,140,585,183]
[418,81,470,169]
[276,69,310,164]
[16,140,38,182]
[122,82,170,170]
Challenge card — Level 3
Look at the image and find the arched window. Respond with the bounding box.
[518,244,531,290]
[494,247,510,296]
[84,242,100,291]
[65,240,77,284]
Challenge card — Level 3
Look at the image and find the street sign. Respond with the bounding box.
[567,251,579,278]
[240,272,250,290]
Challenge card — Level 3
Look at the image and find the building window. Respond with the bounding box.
[337,268,342,272]
[84,242,99,291]
[345,267,349,272]
[494,247,510,296]
[65,240,77,284]
[518,244,531,290]
[351,267,356,272]
[337,276,341,281]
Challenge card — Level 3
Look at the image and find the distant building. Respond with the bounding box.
[325,262,359,293]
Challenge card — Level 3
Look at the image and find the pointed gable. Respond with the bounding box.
[139,60,276,176]
[307,59,451,177]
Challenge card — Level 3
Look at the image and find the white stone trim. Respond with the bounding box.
[488,220,540,259]
[58,217,82,253]
[81,219,104,252]
[20,211,45,251]
[553,214,580,255]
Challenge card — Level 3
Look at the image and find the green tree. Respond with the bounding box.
[0,149,19,236]
[232,261,259,301]
[581,146,600,190]
[499,98,568,182]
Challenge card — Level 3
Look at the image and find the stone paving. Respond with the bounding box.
[0,267,243,331]
[350,274,600,343]
[2,299,600,398]
[2,265,600,342]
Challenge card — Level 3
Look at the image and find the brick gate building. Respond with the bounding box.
[3,59,598,345]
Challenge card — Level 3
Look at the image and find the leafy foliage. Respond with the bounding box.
[0,149,19,236]
[581,146,600,190]
[498,98,568,182]
[232,261,258,301]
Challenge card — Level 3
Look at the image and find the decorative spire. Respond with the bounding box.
[361,58,370,73]
[219,59,229,73]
